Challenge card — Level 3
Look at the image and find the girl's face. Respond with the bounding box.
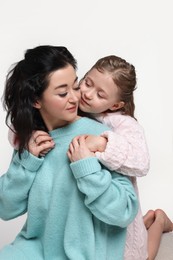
[79,68,124,114]
[35,65,81,130]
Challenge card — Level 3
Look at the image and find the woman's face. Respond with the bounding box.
[79,68,122,114]
[35,65,81,130]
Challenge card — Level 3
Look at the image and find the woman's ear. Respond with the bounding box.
[109,101,125,111]
[33,100,41,109]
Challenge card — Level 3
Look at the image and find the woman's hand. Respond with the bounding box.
[67,135,94,162]
[28,131,55,157]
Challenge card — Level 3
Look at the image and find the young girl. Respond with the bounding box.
[76,55,173,260]
[0,46,138,259]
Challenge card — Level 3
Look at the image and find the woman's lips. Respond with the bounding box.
[67,105,78,112]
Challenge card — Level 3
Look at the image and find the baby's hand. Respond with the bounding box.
[28,131,55,157]
[67,135,94,162]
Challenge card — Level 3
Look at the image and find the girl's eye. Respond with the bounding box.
[97,93,104,98]
[86,83,90,87]
[85,80,91,87]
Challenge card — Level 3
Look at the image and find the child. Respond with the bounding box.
[77,55,173,260]
[0,46,138,259]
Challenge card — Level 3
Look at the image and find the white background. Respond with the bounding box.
[0,0,173,249]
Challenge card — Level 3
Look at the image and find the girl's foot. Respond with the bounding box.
[155,209,173,233]
[143,210,155,229]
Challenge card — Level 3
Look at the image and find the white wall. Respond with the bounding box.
[0,0,173,249]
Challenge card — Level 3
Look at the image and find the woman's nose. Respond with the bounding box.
[69,90,80,103]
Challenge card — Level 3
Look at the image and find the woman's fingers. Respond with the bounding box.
[67,135,94,162]
[28,131,55,157]
[32,131,54,146]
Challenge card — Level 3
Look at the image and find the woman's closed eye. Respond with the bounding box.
[74,85,80,91]
[57,86,80,98]
[58,92,67,97]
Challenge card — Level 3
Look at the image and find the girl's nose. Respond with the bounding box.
[84,90,93,100]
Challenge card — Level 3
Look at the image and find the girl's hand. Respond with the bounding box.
[67,135,94,162]
[28,131,55,157]
[85,135,107,152]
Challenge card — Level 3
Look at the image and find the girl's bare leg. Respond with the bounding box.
[147,209,173,260]
[143,210,155,229]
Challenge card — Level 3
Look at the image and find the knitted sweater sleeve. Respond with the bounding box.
[95,115,150,177]
[70,157,138,227]
[0,150,43,220]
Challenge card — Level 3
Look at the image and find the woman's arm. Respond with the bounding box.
[68,136,138,227]
[0,131,54,220]
[0,150,44,220]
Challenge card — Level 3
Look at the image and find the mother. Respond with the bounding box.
[0,45,138,259]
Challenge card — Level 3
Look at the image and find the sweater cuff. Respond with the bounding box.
[70,157,101,179]
[14,150,44,171]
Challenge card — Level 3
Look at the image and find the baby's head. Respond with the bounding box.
[79,55,137,118]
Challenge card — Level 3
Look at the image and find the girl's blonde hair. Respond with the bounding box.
[90,55,137,118]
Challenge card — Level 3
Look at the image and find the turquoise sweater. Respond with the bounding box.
[0,117,138,260]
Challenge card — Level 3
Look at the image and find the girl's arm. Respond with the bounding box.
[84,118,150,177]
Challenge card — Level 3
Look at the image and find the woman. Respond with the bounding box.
[0,45,138,259]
